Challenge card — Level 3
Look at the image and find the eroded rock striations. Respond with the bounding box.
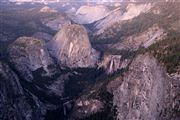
[49,24,100,68]
[110,54,179,120]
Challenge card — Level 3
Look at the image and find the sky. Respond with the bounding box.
[8,0,125,2]
[7,0,170,3]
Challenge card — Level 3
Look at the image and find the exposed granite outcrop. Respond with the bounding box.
[110,54,179,120]
[8,37,56,82]
[49,24,100,68]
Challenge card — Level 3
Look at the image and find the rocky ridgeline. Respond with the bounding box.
[49,24,100,68]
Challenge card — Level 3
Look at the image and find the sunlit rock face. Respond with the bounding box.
[74,5,110,24]
[0,61,33,120]
[49,24,99,68]
[8,37,56,82]
[112,54,179,120]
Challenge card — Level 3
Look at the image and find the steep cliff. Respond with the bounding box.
[111,54,179,120]
[49,24,99,68]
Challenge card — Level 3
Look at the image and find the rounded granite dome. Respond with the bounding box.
[75,5,110,24]
[49,24,99,68]
[9,37,55,81]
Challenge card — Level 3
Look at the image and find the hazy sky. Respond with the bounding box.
[8,0,169,3]
[8,0,124,2]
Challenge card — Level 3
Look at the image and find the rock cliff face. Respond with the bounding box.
[8,37,56,82]
[0,61,33,120]
[111,54,179,120]
[49,24,99,68]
